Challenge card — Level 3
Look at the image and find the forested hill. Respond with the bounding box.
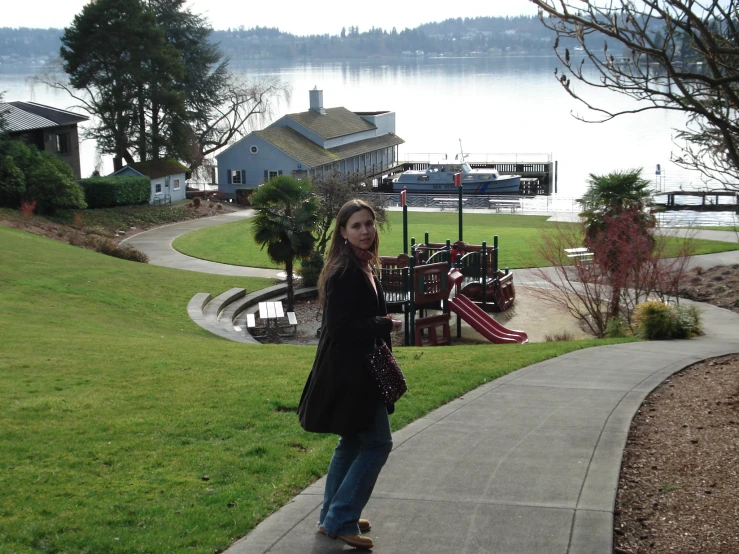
[0,16,557,65]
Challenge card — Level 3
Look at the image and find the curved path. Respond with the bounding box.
[120,209,282,279]
[124,210,739,553]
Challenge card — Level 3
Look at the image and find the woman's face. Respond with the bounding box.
[340,208,376,250]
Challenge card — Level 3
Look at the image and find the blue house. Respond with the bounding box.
[215,89,404,197]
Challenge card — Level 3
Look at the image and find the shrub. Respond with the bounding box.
[299,251,324,287]
[235,188,252,206]
[192,197,201,208]
[671,305,702,339]
[20,199,36,219]
[605,316,629,338]
[87,236,149,263]
[633,301,673,339]
[632,301,702,340]
[0,140,86,214]
[0,154,26,207]
[80,176,150,208]
[544,331,575,342]
[86,225,116,238]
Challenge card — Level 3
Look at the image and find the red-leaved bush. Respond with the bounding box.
[530,212,695,338]
[20,199,37,219]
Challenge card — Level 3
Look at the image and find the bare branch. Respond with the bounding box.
[532,0,739,190]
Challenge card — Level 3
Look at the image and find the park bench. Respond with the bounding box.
[153,193,172,206]
[277,311,298,337]
[564,247,594,264]
[488,198,521,212]
[434,197,467,211]
[246,312,268,339]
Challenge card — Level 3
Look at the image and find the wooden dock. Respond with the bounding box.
[655,190,739,213]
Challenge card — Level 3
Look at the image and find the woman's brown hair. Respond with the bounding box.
[317,199,380,305]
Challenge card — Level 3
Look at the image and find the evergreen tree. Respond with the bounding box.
[60,0,185,170]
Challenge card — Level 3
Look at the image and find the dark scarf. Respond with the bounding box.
[348,242,373,270]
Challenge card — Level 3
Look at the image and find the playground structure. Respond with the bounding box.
[378,237,528,347]
[377,188,528,346]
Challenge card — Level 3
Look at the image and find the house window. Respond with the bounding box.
[56,133,70,155]
[231,170,242,184]
[173,178,180,190]
[250,145,258,154]
[268,170,278,180]
[155,183,162,194]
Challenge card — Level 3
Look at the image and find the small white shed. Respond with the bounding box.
[111,159,190,204]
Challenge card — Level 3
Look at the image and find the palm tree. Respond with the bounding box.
[577,168,656,318]
[251,176,319,310]
[578,168,654,240]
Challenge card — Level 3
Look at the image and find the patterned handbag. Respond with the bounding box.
[365,341,408,404]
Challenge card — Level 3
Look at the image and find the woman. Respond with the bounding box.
[298,199,402,550]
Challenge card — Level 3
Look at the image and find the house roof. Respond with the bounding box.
[0,101,88,132]
[282,107,376,140]
[255,127,404,168]
[112,159,190,179]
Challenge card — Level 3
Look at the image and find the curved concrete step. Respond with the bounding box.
[203,288,246,322]
[188,285,319,344]
[188,289,257,343]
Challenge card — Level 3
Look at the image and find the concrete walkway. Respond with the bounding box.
[120,209,282,279]
[124,210,739,553]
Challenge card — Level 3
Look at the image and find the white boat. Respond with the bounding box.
[392,141,521,194]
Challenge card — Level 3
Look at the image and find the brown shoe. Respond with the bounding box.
[337,534,374,550]
[358,518,371,533]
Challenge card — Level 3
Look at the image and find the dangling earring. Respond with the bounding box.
[344,239,348,245]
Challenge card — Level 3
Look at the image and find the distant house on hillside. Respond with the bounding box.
[0,100,88,180]
[110,159,189,205]
[215,88,404,198]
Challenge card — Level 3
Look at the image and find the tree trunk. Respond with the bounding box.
[285,258,294,311]
[138,85,147,162]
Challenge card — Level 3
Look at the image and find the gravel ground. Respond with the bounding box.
[614,264,739,554]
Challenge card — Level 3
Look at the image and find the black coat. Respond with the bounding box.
[298,261,394,435]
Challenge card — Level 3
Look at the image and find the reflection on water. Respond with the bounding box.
[1,56,731,200]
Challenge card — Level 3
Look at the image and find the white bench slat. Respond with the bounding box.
[246,313,256,328]
[287,311,297,325]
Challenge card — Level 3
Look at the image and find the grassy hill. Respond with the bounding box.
[0,225,629,553]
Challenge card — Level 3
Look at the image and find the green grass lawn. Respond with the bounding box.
[173,211,739,270]
[0,224,633,554]
[692,225,739,232]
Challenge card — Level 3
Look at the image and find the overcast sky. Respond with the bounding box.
[3,0,540,35]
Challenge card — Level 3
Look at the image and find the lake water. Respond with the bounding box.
[2,56,737,223]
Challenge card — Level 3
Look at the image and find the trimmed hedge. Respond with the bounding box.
[81,176,150,208]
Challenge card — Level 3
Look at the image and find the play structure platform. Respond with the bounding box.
[379,240,528,347]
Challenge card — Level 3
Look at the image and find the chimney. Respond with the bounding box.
[309,87,325,115]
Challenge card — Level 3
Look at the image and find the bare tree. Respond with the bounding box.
[312,171,388,255]
[197,75,291,159]
[531,0,739,190]
[530,217,694,337]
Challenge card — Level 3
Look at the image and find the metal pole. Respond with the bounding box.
[401,188,408,255]
[481,241,487,312]
[458,182,464,241]
[409,254,416,346]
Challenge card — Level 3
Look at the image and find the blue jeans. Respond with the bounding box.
[319,402,393,536]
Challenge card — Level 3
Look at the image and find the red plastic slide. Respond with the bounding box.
[448,294,529,344]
